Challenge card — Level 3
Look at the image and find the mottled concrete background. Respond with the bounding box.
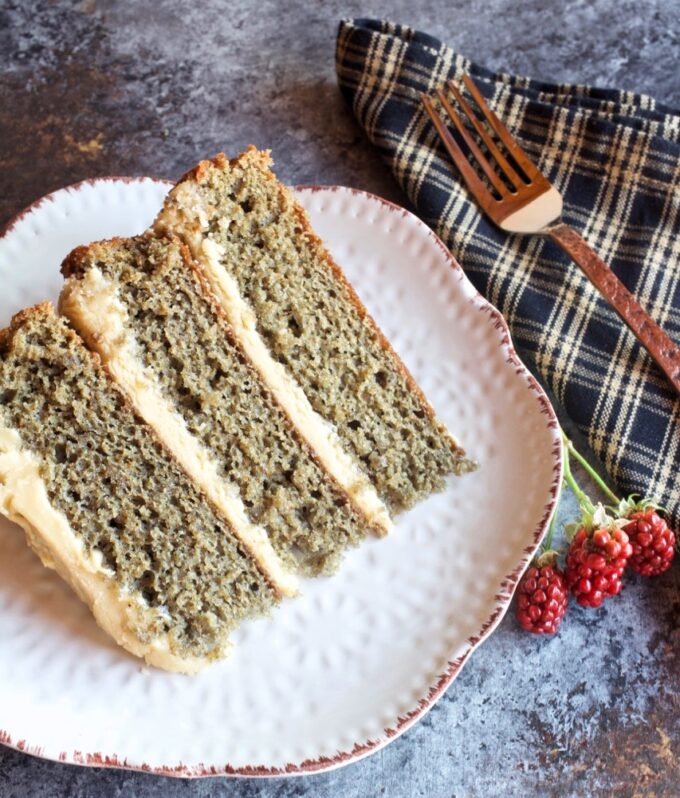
[1,1,678,796]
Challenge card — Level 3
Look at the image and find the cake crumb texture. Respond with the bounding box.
[161,147,474,512]
[0,304,276,661]
[63,235,370,576]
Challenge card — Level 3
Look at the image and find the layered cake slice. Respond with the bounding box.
[0,304,279,673]
[60,234,381,579]
[154,147,473,512]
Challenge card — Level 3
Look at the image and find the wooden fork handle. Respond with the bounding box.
[547,223,680,395]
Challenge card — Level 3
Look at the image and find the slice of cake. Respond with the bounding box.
[60,234,381,579]
[0,304,279,673]
[154,147,474,512]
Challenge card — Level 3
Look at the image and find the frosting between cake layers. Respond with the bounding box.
[199,237,393,535]
[156,182,392,536]
[60,268,299,599]
[0,424,212,674]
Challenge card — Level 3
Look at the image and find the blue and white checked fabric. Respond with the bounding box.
[336,18,680,527]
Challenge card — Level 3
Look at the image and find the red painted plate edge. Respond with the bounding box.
[0,178,564,778]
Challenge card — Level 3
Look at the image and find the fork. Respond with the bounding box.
[422,76,680,396]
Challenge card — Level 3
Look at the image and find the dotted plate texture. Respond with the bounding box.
[0,180,562,777]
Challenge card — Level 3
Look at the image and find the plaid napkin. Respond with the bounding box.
[336,18,680,529]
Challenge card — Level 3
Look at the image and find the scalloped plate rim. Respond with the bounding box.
[0,177,563,778]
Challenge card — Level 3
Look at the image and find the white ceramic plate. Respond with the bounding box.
[0,179,562,777]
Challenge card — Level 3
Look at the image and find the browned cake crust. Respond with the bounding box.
[1,302,281,600]
[172,148,462,458]
[0,302,282,670]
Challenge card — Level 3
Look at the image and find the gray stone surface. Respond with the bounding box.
[0,1,678,796]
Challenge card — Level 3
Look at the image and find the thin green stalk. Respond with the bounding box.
[561,435,595,514]
[561,432,619,504]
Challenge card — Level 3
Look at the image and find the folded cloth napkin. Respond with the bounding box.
[336,18,680,528]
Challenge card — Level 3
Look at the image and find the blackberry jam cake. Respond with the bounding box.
[1,148,474,675]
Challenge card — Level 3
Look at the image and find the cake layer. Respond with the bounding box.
[155,147,474,511]
[61,236,373,577]
[0,305,277,672]
[60,261,298,599]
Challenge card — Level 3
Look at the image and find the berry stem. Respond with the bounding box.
[561,436,595,515]
[561,432,620,505]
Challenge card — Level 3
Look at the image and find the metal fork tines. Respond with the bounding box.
[421,76,562,232]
